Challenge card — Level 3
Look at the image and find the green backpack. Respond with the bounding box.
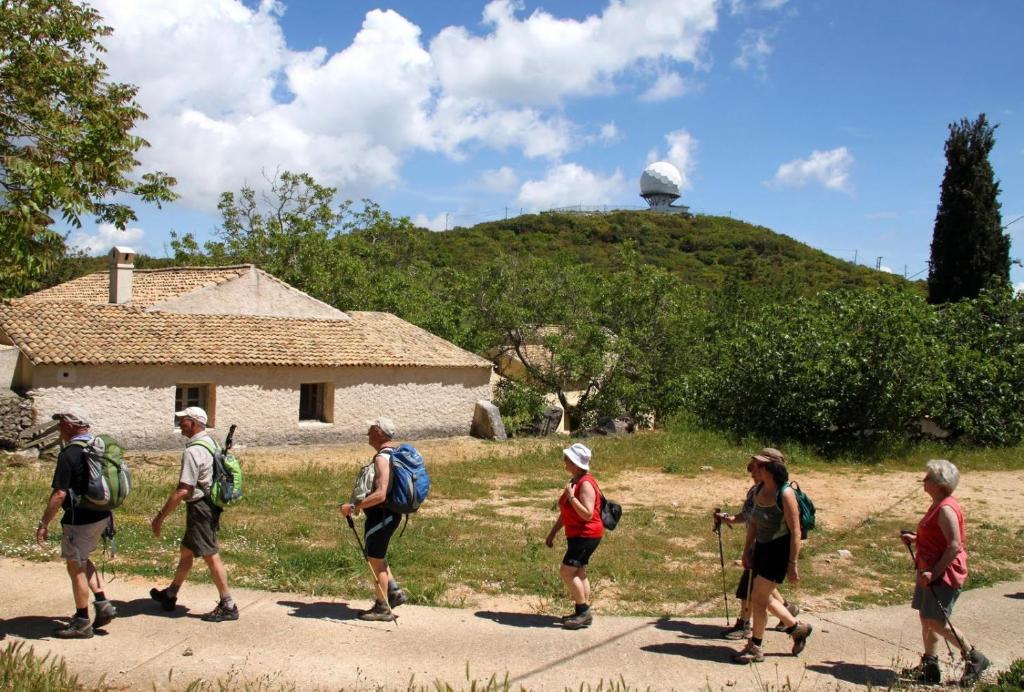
[189,425,243,508]
[777,481,816,539]
[69,434,131,510]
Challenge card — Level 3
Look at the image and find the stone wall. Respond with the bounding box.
[0,390,34,450]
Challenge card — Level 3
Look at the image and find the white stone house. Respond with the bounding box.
[0,248,493,449]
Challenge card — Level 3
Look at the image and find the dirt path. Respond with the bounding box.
[2,558,1021,691]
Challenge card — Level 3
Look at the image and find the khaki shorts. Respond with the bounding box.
[182,500,220,557]
[61,518,110,563]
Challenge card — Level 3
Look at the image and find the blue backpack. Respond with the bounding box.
[383,444,430,514]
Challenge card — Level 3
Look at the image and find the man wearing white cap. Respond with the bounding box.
[340,416,408,621]
[545,442,605,630]
[149,406,238,622]
[36,407,117,639]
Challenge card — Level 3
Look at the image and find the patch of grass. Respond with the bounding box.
[0,642,110,691]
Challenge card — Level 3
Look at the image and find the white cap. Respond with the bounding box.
[52,406,92,427]
[175,406,208,425]
[366,416,397,438]
[563,442,592,471]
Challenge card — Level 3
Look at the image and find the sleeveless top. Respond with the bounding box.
[916,495,968,588]
[752,486,789,543]
[559,474,604,539]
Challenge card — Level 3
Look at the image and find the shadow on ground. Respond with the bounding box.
[474,611,560,628]
[807,661,895,687]
[654,617,729,639]
[0,615,63,640]
[1005,592,1024,600]
[642,640,737,663]
[112,597,190,619]
[278,600,363,620]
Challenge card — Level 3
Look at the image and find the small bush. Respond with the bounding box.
[976,657,1024,691]
[493,378,547,436]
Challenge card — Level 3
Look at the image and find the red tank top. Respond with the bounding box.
[916,496,968,588]
[559,474,604,538]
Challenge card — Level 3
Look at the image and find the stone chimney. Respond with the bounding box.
[108,246,136,304]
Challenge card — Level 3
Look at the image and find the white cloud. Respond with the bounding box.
[647,129,698,191]
[412,212,450,231]
[481,166,519,192]
[733,29,774,78]
[729,0,789,14]
[68,223,145,256]
[431,0,717,105]
[639,72,687,102]
[879,265,894,274]
[599,122,619,141]
[87,0,721,213]
[767,146,855,194]
[516,163,625,211]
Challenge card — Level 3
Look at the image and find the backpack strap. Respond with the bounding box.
[186,438,220,496]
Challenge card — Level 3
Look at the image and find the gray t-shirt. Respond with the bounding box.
[180,432,215,502]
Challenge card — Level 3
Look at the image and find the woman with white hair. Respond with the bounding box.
[545,442,604,630]
[899,459,990,686]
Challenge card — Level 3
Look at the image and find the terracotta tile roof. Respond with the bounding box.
[0,302,491,369]
[22,266,253,308]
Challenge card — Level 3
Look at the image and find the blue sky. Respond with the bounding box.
[69,0,1024,287]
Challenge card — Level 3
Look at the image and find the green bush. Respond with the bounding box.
[691,288,946,450]
[976,657,1024,691]
[493,378,547,436]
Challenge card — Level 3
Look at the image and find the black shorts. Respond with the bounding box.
[735,568,753,600]
[752,534,791,584]
[562,536,601,568]
[364,506,401,560]
[182,499,220,557]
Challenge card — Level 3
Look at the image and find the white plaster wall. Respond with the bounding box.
[28,363,491,450]
[151,269,347,320]
[0,346,18,390]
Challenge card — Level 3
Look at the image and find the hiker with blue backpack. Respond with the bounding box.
[149,406,239,623]
[339,417,415,622]
[35,407,118,639]
[731,448,813,663]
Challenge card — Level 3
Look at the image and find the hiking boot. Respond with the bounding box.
[774,601,801,630]
[561,609,593,630]
[790,622,813,655]
[960,648,991,687]
[53,615,93,639]
[723,619,752,640]
[358,601,395,622]
[731,640,764,664]
[92,600,117,629]
[150,587,177,612]
[201,601,239,622]
[901,655,941,685]
[388,589,408,608]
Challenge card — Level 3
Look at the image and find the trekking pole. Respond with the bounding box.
[713,508,730,625]
[346,515,397,626]
[901,532,964,657]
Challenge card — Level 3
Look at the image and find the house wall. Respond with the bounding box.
[28,363,492,449]
[0,345,18,390]
[152,269,347,320]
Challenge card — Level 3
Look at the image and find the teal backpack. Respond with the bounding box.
[69,434,131,511]
[777,481,816,539]
[188,425,243,509]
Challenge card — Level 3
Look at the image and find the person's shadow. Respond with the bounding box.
[807,661,895,687]
[0,615,64,640]
[111,597,190,619]
[474,610,561,628]
[1004,592,1024,600]
[654,617,729,639]
[277,600,363,621]
[642,640,738,662]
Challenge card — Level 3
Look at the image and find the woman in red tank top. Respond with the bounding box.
[898,459,989,686]
[545,442,603,630]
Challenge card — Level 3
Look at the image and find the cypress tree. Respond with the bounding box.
[927,114,1009,304]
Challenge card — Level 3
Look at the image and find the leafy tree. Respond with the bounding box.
[0,0,177,297]
[928,114,1009,304]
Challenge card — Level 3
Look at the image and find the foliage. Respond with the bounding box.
[976,658,1024,691]
[928,114,1009,304]
[0,0,177,297]
[493,378,547,437]
[691,289,946,450]
[934,287,1024,445]
[0,641,108,691]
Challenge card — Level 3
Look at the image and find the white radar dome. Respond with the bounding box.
[640,161,683,197]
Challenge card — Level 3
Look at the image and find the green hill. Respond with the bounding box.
[423,212,912,294]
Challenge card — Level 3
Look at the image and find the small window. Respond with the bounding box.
[174,383,215,427]
[300,383,330,422]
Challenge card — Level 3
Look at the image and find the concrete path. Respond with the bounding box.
[1,558,1020,690]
